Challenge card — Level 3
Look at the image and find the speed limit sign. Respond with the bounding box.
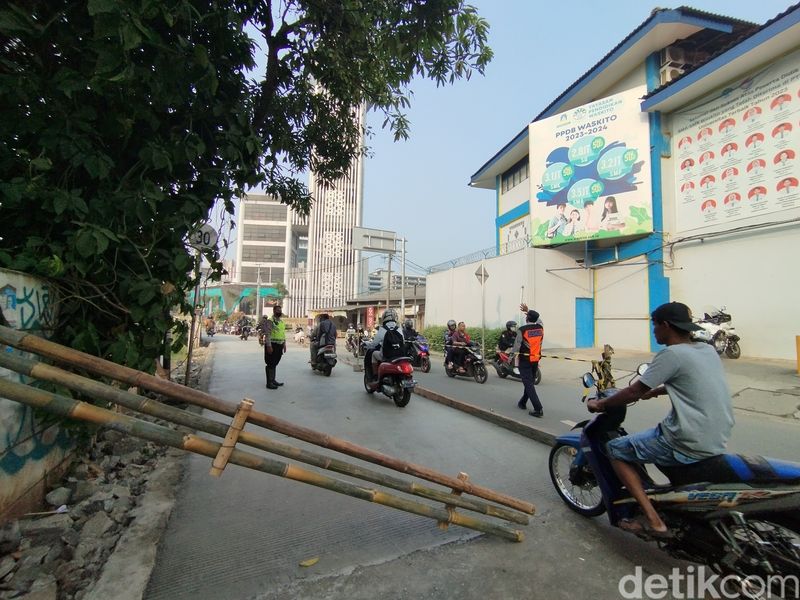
[190,224,218,249]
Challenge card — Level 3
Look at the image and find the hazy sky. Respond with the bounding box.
[359,0,794,274]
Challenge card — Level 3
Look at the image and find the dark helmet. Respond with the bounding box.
[382,308,398,325]
[505,320,517,332]
[403,319,414,330]
[446,319,457,330]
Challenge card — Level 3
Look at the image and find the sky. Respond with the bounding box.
[358,0,795,275]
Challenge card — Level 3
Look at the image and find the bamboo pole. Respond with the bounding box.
[0,326,534,514]
[0,378,524,542]
[210,399,253,477]
[0,353,528,525]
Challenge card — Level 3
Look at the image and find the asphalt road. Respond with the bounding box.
[145,335,689,600]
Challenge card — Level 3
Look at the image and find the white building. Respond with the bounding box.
[426,5,800,359]
[368,268,426,292]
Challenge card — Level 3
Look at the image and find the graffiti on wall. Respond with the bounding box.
[1,269,71,478]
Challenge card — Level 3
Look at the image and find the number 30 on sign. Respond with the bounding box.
[190,224,218,249]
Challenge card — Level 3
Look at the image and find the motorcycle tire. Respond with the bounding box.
[725,341,741,359]
[394,389,411,408]
[712,332,726,354]
[363,371,375,394]
[421,356,431,373]
[474,364,488,384]
[324,366,332,377]
[534,366,542,385]
[548,443,605,517]
[445,364,456,378]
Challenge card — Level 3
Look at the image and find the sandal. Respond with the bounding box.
[618,517,673,540]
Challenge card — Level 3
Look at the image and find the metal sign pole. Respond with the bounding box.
[184,251,202,386]
[386,253,392,310]
[400,238,406,318]
[481,260,486,359]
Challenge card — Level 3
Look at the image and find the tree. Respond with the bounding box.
[0,0,492,370]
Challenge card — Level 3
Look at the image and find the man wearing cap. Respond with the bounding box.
[259,304,287,389]
[587,302,734,538]
[512,307,545,417]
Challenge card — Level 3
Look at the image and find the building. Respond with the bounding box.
[234,194,290,286]
[367,268,426,292]
[288,104,367,319]
[426,5,800,359]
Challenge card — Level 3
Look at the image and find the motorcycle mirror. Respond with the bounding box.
[582,372,595,388]
[636,363,649,376]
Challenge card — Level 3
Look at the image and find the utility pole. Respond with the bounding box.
[400,237,406,319]
[256,266,262,322]
[184,251,202,386]
[386,253,392,310]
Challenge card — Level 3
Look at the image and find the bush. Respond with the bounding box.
[422,325,504,354]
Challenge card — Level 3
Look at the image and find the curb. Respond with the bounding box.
[413,386,557,447]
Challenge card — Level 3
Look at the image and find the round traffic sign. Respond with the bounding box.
[190,224,218,249]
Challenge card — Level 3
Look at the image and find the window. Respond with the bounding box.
[243,224,286,242]
[241,246,285,262]
[241,267,285,284]
[243,203,287,221]
[501,158,529,193]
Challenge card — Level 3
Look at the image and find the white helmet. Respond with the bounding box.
[382,309,398,325]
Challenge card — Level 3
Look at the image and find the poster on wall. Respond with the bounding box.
[673,51,800,232]
[528,86,653,246]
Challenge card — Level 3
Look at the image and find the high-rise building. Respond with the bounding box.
[234,194,290,286]
[287,104,366,318]
[368,268,426,293]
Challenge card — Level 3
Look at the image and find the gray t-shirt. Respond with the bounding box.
[639,342,734,459]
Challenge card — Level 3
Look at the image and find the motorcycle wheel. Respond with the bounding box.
[363,371,375,394]
[712,332,727,354]
[445,364,456,378]
[548,443,605,517]
[323,365,332,377]
[534,366,542,385]
[394,389,411,408]
[725,341,741,359]
[421,356,431,373]
[473,364,488,384]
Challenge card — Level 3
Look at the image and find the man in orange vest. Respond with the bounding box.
[513,308,544,417]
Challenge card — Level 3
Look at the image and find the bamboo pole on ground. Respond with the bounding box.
[0,353,528,525]
[0,325,534,515]
[0,377,524,542]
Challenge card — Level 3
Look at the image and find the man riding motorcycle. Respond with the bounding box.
[402,319,417,342]
[367,309,401,373]
[443,319,457,367]
[497,321,516,352]
[310,313,337,367]
[587,301,734,538]
[448,322,470,373]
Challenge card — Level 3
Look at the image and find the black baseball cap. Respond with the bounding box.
[651,302,701,332]
[526,309,540,323]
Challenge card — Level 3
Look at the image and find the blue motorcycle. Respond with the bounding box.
[406,335,431,373]
[549,365,800,590]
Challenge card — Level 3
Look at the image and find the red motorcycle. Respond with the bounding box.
[492,350,542,384]
[363,351,416,407]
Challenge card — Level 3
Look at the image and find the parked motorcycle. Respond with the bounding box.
[692,306,741,359]
[548,365,800,591]
[363,350,416,407]
[444,341,488,384]
[406,335,431,373]
[310,343,337,376]
[492,350,541,385]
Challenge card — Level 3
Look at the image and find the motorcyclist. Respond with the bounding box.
[444,319,457,368]
[310,313,337,366]
[345,322,357,352]
[449,322,470,373]
[367,309,400,375]
[402,319,418,341]
[237,315,250,339]
[497,321,517,352]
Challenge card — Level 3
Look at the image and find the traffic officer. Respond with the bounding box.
[513,307,544,417]
[259,304,287,389]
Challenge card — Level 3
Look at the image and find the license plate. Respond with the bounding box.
[324,353,337,359]
[401,379,417,388]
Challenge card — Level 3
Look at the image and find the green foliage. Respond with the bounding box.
[0,0,492,370]
[422,325,503,353]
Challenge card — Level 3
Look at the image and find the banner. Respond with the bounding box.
[528,86,653,246]
[673,51,800,231]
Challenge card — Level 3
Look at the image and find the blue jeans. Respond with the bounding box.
[606,426,698,467]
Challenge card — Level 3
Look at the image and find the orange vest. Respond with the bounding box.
[520,323,544,363]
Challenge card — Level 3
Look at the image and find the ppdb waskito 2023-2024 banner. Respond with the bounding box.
[528,86,653,246]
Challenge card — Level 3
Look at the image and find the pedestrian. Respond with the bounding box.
[513,305,544,417]
[259,304,286,389]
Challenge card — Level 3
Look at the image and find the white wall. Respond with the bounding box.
[594,260,651,351]
[498,180,528,215]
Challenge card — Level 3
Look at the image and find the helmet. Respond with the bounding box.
[382,309,398,325]
[447,319,457,330]
[403,319,414,330]
[505,320,517,332]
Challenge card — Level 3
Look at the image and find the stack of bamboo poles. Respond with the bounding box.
[0,325,534,542]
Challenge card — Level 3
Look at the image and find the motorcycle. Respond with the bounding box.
[444,341,488,384]
[239,325,251,341]
[310,342,337,376]
[205,324,216,337]
[692,306,741,359]
[492,350,541,385]
[363,350,416,407]
[345,334,360,357]
[548,365,800,592]
[406,335,431,373]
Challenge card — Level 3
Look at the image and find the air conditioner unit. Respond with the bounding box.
[660,64,685,86]
[660,46,686,67]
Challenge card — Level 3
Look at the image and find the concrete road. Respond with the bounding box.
[145,336,685,600]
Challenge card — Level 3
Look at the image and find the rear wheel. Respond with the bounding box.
[474,364,488,384]
[725,341,741,359]
[421,356,431,373]
[394,389,411,407]
[445,363,456,378]
[548,443,605,517]
[363,371,375,393]
[323,366,332,376]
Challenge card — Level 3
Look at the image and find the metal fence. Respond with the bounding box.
[428,237,532,273]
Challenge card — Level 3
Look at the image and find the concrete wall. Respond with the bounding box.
[425,246,590,349]
[1,268,73,520]
[594,260,651,351]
